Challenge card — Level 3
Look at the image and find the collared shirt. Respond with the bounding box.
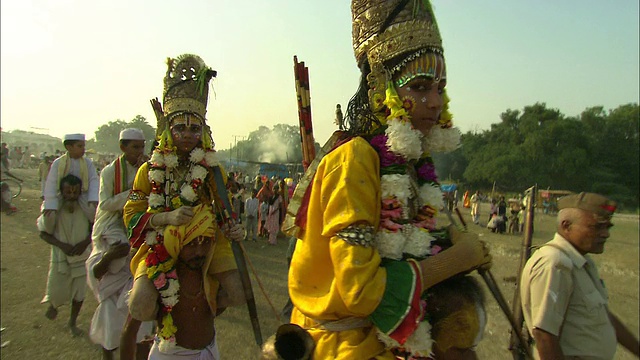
[245,197,259,217]
[520,233,617,360]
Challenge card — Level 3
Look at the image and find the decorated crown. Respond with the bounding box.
[162,54,217,122]
[352,0,442,67]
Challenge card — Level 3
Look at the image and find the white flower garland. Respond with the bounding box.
[380,174,413,208]
[375,228,408,260]
[422,126,461,153]
[385,119,423,160]
[374,117,458,356]
[145,230,158,246]
[418,183,444,211]
[148,148,218,212]
[144,146,218,351]
[402,226,435,258]
[403,321,435,357]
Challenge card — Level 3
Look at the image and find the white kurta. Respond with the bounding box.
[86,158,152,350]
[43,155,99,211]
[38,201,92,307]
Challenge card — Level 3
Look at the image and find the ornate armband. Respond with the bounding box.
[336,224,376,247]
[128,190,147,202]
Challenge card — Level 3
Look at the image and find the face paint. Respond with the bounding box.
[169,113,204,154]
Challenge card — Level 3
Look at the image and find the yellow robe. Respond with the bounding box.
[290,137,400,360]
[124,162,236,313]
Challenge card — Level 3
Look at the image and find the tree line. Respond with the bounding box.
[89,102,638,209]
[433,102,638,209]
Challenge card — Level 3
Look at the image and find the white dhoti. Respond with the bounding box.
[38,204,91,307]
[41,257,87,307]
[86,240,153,350]
[148,336,219,360]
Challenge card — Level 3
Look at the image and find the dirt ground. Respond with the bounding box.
[1,168,638,359]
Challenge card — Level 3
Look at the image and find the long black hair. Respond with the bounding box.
[344,59,381,136]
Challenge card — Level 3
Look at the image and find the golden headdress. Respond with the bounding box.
[153,54,217,138]
[352,0,442,70]
[347,0,453,132]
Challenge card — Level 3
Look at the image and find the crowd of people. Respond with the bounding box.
[464,190,527,235]
[1,0,638,358]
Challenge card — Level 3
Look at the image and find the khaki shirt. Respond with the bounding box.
[520,233,617,360]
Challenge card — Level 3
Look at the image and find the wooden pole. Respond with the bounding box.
[509,185,536,359]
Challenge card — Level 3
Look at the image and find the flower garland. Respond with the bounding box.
[368,82,461,357]
[143,146,220,351]
[148,147,220,213]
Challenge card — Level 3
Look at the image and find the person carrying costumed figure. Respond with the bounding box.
[43,133,99,221]
[120,54,246,360]
[86,128,154,360]
[274,1,493,359]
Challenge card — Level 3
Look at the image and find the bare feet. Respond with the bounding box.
[45,306,58,320]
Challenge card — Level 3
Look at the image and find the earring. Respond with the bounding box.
[421,97,427,103]
[401,95,416,112]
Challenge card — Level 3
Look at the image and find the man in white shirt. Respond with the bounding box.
[85,128,153,360]
[244,189,259,242]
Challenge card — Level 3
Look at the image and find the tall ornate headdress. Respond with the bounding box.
[352,0,442,69]
[153,54,217,138]
[348,0,453,133]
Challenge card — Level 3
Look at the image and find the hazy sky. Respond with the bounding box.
[1,0,638,150]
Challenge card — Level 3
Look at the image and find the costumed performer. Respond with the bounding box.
[120,54,246,360]
[282,1,492,359]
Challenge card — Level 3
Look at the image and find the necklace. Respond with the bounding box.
[148,147,220,212]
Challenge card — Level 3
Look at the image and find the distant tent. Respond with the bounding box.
[440,183,457,193]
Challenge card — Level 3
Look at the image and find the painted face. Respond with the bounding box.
[393,53,446,136]
[66,141,86,159]
[179,236,212,270]
[121,140,146,166]
[170,113,203,155]
[61,183,81,202]
[566,213,612,255]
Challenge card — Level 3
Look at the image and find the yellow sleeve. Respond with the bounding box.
[290,137,385,319]
[124,162,153,248]
[124,162,152,228]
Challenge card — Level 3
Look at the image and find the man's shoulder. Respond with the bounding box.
[324,136,377,162]
[100,161,117,176]
[529,241,574,270]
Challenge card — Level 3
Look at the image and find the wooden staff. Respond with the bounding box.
[293,56,316,169]
[509,185,536,359]
[211,167,263,346]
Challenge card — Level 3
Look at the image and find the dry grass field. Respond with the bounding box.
[1,168,638,359]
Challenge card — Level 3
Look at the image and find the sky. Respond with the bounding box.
[1,0,638,151]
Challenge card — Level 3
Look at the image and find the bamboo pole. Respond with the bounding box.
[293,56,316,169]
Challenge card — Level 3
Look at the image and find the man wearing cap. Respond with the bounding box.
[86,128,153,359]
[43,133,99,219]
[521,192,640,359]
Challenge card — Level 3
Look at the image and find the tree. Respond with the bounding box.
[92,116,156,154]
[581,103,639,207]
